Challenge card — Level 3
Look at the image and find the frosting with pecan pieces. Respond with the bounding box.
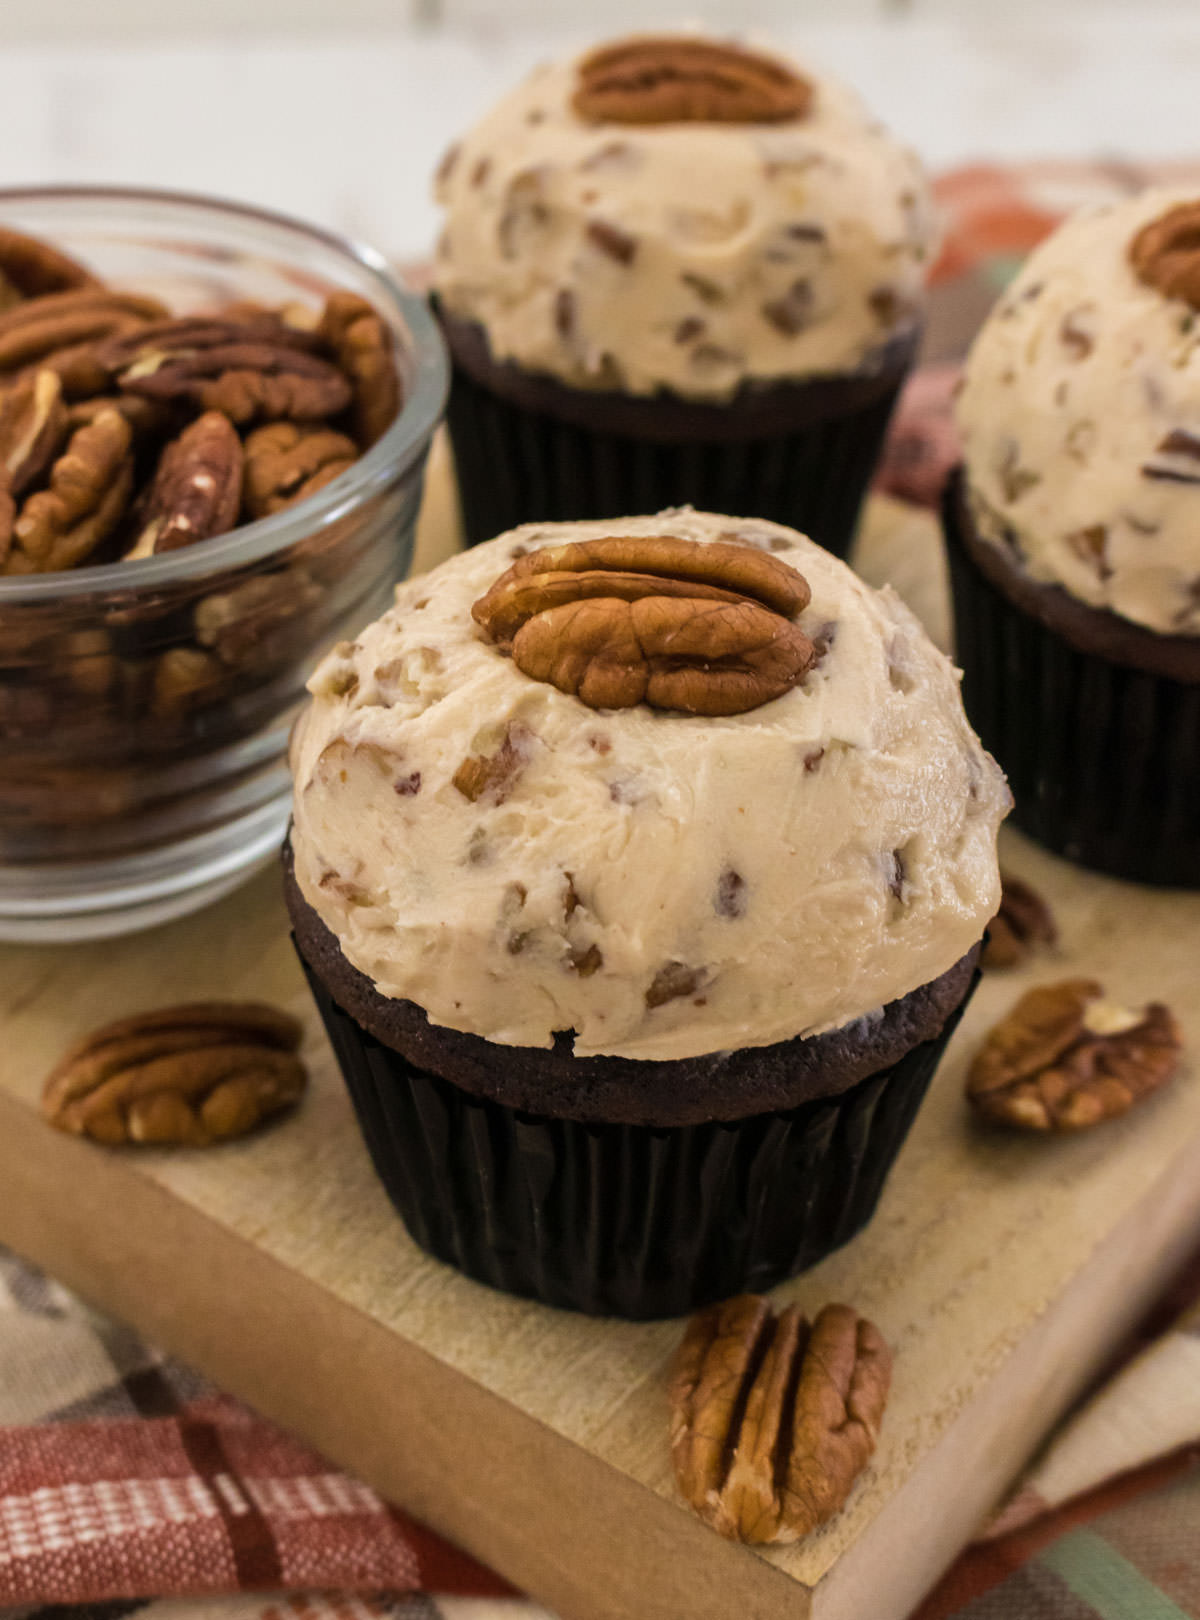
[431,31,934,402]
[957,187,1200,637]
[289,510,1006,1061]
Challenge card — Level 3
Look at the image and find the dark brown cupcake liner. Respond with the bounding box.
[438,310,917,558]
[299,948,975,1319]
[943,469,1200,888]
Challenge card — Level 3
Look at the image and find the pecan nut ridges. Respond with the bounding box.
[573,36,813,126]
[42,1000,307,1146]
[669,1295,891,1544]
[126,410,244,558]
[967,978,1182,1131]
[1129,199,1200,309]
[472,533,814,716]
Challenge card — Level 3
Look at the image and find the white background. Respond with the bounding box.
[0,1,1198,262]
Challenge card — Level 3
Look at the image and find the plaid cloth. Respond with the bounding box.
[6,160,1200,1620]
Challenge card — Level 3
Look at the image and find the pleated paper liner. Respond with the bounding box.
[943,469,1200,889]
[437,311,918,559]
[299,950,976,1320]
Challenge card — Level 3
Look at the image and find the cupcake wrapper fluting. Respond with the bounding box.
[444,362,909,561]
[300,950,975,1320]
[943,476,1200,888]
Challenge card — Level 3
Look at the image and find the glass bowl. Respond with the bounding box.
[0,186,448,941]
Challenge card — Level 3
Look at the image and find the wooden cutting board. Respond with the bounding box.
[3,450,1200,1620]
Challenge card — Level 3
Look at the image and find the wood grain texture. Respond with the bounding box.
[2,482,1200,1620]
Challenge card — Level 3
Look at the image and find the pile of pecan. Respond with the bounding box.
[669,1294,891,1544]
[472,534,815,716]
[0,225,399,575]
[0,224,401,852]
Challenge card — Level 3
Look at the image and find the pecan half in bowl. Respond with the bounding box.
[0,187,448,942]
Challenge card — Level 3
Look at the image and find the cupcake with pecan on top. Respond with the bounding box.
[431,32,935,556]
[286,508,1007,1318]
[947,189,1200,886]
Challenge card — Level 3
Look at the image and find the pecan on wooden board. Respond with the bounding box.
[669,1295,891,1545]
[967,978,1183,1131]
[1130,200,1200,309]
[472,534,814,717]
[982,870,1058,970]
[574,37,813,126]
[42,1000,307,1147]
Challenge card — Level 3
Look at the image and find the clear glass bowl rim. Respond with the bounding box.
[0,183,449,605]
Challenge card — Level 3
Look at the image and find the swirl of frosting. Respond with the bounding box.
[431,32,935,402]
[957,187,1200,637]
[290,510,1007,1061]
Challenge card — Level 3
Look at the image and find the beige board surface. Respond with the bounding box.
[2,477,1200,1620]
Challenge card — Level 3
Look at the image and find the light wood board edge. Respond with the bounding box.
[0,1085,807,1620]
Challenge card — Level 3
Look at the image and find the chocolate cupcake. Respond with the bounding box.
[948,189,1200,887]
[431,33,935,556]
[287,510,1007,1317]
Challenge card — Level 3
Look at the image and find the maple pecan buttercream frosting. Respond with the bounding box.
[289,511,1007,1062]
[956,188,1200,638]
[431,32,934,402]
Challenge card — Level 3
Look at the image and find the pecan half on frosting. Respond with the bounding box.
[42,1000,307,1146]
[670,1294,891,1544]
[1129,200,1200,309]
[472,534,814,716]
[967,978,1182,1131]
[573,37,813,126]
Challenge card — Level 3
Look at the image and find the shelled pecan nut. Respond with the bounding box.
[967,978,1183,1130]
[42,1000,307,1146]
[193,567,322,669]
[0,289,168,377]
[1130,200,1200,309]
[4,408,134,573]
[113,331,353,425]
[126,410,244,557]
[574,36,813,126]
[243,420,358,519]
[472,534,813,716]
[669,1295,891,1544]
[317,291,401,449]
[0,368,69,498]
[982,869,1058,970]
[0,227,100,303]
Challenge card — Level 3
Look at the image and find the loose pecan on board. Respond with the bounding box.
[42,1000,307,1146]
[669,1294,891,1544]
[967,978,1182,1131]
[982,870,1058,970]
